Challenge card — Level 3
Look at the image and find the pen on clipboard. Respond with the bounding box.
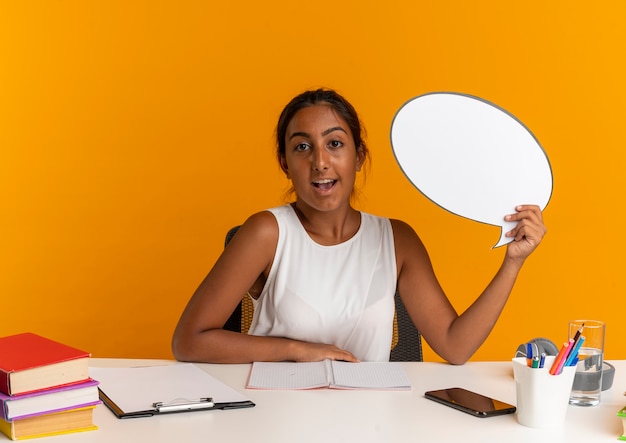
[153,398,214,413]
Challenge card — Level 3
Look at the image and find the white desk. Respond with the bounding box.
[31,359,625,443]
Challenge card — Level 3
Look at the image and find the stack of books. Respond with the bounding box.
[0,333,99,440]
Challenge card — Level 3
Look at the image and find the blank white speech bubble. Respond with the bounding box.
[390,92,553,248]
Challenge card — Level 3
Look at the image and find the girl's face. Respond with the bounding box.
[280,104,365,214]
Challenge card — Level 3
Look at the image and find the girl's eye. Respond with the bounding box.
[329,140,343,149]
[294,143,310,152]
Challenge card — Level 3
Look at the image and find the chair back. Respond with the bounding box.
[390,288,423,361]
[223,225,422,361]
[223,226,254,334]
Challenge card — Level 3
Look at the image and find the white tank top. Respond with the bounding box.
[247,204,397,362]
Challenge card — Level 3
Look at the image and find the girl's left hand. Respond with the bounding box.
[504,205,547,262]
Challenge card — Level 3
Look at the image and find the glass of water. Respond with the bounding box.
[568,320,605,406]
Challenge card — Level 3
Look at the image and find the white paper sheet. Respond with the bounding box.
[90,363,251,413]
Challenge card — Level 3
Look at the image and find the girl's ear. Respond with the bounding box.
[355,145,366,172]
[280,156,290,178]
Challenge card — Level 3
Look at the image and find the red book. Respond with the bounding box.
[0,333,90,396]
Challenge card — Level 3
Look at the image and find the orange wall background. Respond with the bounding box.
[1,1,625,362]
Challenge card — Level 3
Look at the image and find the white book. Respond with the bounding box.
[246,360,411,391]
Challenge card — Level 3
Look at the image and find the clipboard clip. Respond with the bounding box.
[153,397,214,413]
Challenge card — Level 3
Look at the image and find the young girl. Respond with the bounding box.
[172,88,547,364]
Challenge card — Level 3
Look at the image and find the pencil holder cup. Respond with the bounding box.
[512,356,576,429]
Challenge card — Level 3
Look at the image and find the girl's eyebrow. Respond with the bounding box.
[322,126,347,136]
[289,126,347,140]
[288,131,309,140]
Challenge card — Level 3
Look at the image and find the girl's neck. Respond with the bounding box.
[291,202,361,246]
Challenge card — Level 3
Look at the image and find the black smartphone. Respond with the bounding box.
[424,387,516,418]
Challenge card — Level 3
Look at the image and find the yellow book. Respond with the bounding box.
[0,406,96,440]
[619,405,626,441]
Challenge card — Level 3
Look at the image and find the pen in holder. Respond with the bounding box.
[512,356,576,429]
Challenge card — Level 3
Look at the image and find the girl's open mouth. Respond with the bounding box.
[312,179,337,191]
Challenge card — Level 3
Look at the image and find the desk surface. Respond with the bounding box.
[20,359,624,443]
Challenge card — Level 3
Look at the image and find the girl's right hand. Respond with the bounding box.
[292,342,359,363]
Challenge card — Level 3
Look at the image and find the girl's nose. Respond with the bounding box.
[312,148,329,171]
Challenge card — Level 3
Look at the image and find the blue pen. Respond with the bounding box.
[565,335,585,366]
[539,352,546,368]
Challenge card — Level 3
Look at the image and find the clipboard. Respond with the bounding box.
[89,363,255,419]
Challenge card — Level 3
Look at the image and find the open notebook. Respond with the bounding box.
[246,360,411,391]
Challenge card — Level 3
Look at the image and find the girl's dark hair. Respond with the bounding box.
[275,88,369,165]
